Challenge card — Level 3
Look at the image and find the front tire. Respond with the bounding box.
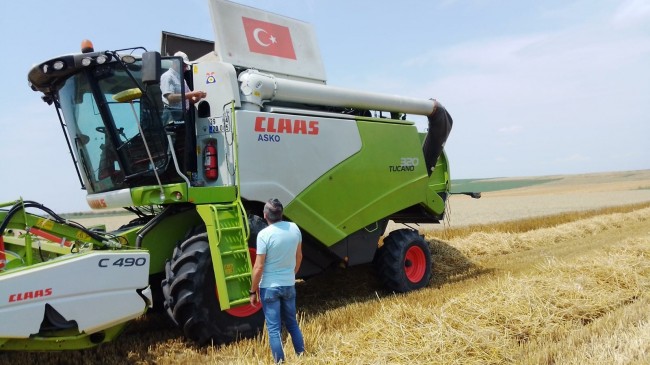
[375,229,432,293]
[161,231,264,345]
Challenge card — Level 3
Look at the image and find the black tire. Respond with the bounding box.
[247,214,268,247]
[375,229,432,293]
[161,228,265,345]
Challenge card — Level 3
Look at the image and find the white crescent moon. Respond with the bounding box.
[253,28,271,47]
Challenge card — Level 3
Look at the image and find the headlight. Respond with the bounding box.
[53,60,65,70]
[96,55,108,64]
[81,57,93,66]
[121,55,136,64]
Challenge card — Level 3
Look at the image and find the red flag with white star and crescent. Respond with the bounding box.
[242,17,297,60]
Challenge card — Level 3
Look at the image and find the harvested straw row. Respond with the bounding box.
[291,237,649,364]
[443,207,650,258]
[524,292,650,364]
[431,201,650,241]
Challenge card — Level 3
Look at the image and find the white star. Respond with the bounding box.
[269,35,277,44]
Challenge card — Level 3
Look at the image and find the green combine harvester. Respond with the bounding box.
[0,0,455,350]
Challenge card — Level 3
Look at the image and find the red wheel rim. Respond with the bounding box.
[404,245,426,283]
[218,247,262,317]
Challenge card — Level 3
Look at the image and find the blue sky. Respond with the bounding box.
[1,0,649,213]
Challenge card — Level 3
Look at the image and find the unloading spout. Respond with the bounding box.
[422,101,453,175]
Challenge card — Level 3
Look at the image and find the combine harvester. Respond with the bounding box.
[1,0,455,350]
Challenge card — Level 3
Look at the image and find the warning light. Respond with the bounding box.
[81,39,94,53]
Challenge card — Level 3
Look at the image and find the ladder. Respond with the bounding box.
[196,201,252,310]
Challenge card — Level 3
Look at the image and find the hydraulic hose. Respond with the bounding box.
[0,200,106,243]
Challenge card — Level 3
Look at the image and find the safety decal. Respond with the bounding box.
[36,218,54,230]
[206,72,216,84]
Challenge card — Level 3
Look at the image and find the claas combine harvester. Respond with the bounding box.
[0,0,455,350]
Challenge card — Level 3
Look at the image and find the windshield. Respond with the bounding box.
[58,58,185,194]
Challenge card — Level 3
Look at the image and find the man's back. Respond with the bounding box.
[257,221,301,288]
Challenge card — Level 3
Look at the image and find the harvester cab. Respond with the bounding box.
[27,48,197,199]
[2,0,454,350]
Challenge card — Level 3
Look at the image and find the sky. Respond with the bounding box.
[0,0,648,213]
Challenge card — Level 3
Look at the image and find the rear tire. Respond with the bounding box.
[161,229,264,345]
[375,229,432,293]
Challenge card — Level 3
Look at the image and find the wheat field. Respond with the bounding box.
[1,170,649,364]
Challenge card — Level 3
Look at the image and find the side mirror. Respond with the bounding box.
[142,51,161,85]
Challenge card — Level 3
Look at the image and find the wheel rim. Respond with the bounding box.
[404,245,426,283]
[220,247,262,317]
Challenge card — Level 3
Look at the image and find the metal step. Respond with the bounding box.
[197,202,252,310]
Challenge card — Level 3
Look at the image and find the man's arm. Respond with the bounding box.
[295,242,302,275]
[165,90,206,104]
[249,254,265,306]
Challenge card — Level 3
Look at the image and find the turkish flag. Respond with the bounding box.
[242,17,297,60]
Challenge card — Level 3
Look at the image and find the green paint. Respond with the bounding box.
[285,119,442,245]
[0,322,129,351]
[188,186,238,204]
[130,183,188,206]
[137,209,203,274]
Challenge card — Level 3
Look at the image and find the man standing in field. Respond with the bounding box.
[250,198,305,363]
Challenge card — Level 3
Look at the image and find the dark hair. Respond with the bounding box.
[264,198,283,223]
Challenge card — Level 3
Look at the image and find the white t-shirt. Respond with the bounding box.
[160,68,190,110]
[256,221,301,288]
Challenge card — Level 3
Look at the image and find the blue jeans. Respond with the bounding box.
[260,286,305,363]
